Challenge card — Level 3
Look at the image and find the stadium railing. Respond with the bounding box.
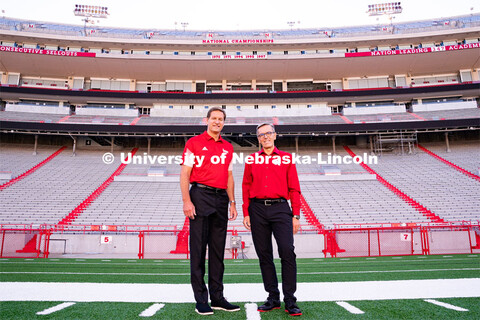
[323,223,480,258]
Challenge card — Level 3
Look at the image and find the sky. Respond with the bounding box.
[0,0,478,31]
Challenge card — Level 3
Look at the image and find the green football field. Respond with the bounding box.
[0,254,479,319]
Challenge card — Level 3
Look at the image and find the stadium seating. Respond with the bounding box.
[77,160,246,228]
[421,141,480,175]
[1,108,479,125]
[363,147,480,222]
[0,148,121,225]
[1,144,478,229]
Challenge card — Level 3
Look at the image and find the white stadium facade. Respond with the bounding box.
[0,12,479,259]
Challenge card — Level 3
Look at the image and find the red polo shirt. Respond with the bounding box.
[242,147,301,217]
[181,131,234,189]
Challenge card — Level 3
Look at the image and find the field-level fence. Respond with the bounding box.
[323,224,480,257]
[0,223,479,259]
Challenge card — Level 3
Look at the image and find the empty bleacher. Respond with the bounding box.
[295,148,427,227]
[0,111,65,123]
[62,115,137,125]
[74,153,247,228]
[423,141,480,175]
[75,181,185,226]
[415,108,480,121]
[0,144,59,178]
[363,145,480,222]
[0,147,121,225]
[301,180,426,227]
[135,115,346,125]
[1,108,479,125]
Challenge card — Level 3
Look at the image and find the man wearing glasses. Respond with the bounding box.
[242,123,302,316]
[180,107,240,315]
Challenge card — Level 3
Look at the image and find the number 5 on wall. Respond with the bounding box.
[101,235,112,244]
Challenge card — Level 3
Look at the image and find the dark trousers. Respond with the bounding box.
[249,201,297,303]
[189,185,229,303]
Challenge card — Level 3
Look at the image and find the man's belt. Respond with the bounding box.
[252,198,287,206]
[192,182,226,193]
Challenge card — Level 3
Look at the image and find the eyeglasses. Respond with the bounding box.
[257,131,275,139]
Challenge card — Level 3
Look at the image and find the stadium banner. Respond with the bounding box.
[345,42,480,57]
[210,54,267,59]
[345,42,480,58]
[0,46,96,57]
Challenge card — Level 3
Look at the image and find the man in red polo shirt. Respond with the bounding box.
[242,123,302,316]
[180,107,240,315]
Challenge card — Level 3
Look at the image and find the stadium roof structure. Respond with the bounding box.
[1,12,479,81]
[1,13,479,40]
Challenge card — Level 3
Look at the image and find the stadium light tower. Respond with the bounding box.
[181,22,189,32]
[367,2,402,29]
[74,4,109,36]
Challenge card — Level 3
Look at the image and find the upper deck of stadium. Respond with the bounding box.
[1,12,479,84]
[1,13,480,43]
[1,12,479,135]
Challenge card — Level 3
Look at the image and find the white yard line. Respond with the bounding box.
[1,267,479,276]
[0,271,192,276]
[424,299,469,311]
[336,301,364,314]
[139,303,165,317]
[244,303,261,320]
[0,257,476,267]
[36,302,76,315]
[0,279,479,303]
[297,268,480,275]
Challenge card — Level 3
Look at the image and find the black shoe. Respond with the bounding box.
[195,302,214,315]
[257,298,281,312]
[285,302,302,316]
[211,298,240,312]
